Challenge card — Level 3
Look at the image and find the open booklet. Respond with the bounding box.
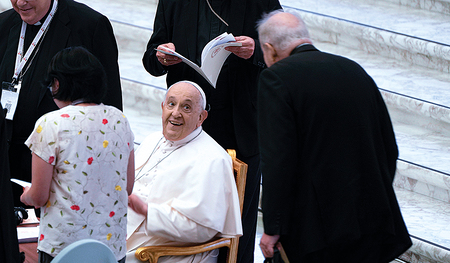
[156,32,242,88]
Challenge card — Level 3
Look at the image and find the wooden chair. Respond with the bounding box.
[135,149,248,263]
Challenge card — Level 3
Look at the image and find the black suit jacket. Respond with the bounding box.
[143,0,281,157]
[0,0,122,205]
[258,45,412,259]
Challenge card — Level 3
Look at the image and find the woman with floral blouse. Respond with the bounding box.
[20,47,135,263]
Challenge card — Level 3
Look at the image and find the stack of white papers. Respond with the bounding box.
[17,225,39,243]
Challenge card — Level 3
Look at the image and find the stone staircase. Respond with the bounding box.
[1,0,449,262]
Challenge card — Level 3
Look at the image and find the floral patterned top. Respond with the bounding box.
[25,104,134,260]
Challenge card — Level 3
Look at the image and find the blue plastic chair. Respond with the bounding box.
[51,239,117,263]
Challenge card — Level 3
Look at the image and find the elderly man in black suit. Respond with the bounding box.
[257,10,412,262]
[0,0,122,208]
[142,1,282,261]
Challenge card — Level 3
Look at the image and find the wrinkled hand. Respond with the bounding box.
[259,233,281,258]
[156,43,182,66]
[225,36,255,59]
[128,194,148,216]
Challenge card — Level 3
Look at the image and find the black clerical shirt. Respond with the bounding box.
[197,0,229,64]
[197,0,232,109]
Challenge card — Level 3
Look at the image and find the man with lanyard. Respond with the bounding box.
[0,0,122,208]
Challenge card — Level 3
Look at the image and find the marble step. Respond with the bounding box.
[394,186,450,262]
[121,78,164,144]
[383,91,450,176]
[281,0,450,47]
[383,0,450,15]
[111,20,160,89]
[284,5,450,77]
[299,40,450,174]
[111,20,166,143]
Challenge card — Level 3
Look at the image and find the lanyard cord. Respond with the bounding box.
[16,24,51,85]
[206,0,229,27]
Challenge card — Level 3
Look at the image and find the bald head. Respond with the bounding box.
[269,12,302,29]
[257,10,312,67]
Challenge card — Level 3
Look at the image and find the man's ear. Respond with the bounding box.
[197,110,208,128]
[262,43,278,65]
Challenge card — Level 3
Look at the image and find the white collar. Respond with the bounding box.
[164,126,203,147]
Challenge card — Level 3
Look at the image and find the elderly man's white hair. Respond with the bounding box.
[166,80,207,110]
[257,9,311,51]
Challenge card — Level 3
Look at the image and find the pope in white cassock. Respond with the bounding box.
[126,81,243,263]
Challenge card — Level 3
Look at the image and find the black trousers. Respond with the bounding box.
[0,110,21,263]
[298,234,401,263]
[236,153,261,263]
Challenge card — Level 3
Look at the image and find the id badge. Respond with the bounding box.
[1,89,19,120]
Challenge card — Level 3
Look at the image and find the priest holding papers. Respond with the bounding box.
[126,81,242,263]
[143,1,282,261]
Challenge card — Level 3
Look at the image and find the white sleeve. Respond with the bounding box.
[145,202,219,243]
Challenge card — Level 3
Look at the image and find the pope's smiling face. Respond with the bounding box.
[11,0,51,25]
[161,82,207,141]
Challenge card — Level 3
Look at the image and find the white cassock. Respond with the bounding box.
[126,127,243,263]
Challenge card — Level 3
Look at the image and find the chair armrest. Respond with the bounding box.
[135,237,232,263]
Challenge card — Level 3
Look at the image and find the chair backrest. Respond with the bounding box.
[226,149,247,215]
[51,239,117,263]
[224,149,248,263]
